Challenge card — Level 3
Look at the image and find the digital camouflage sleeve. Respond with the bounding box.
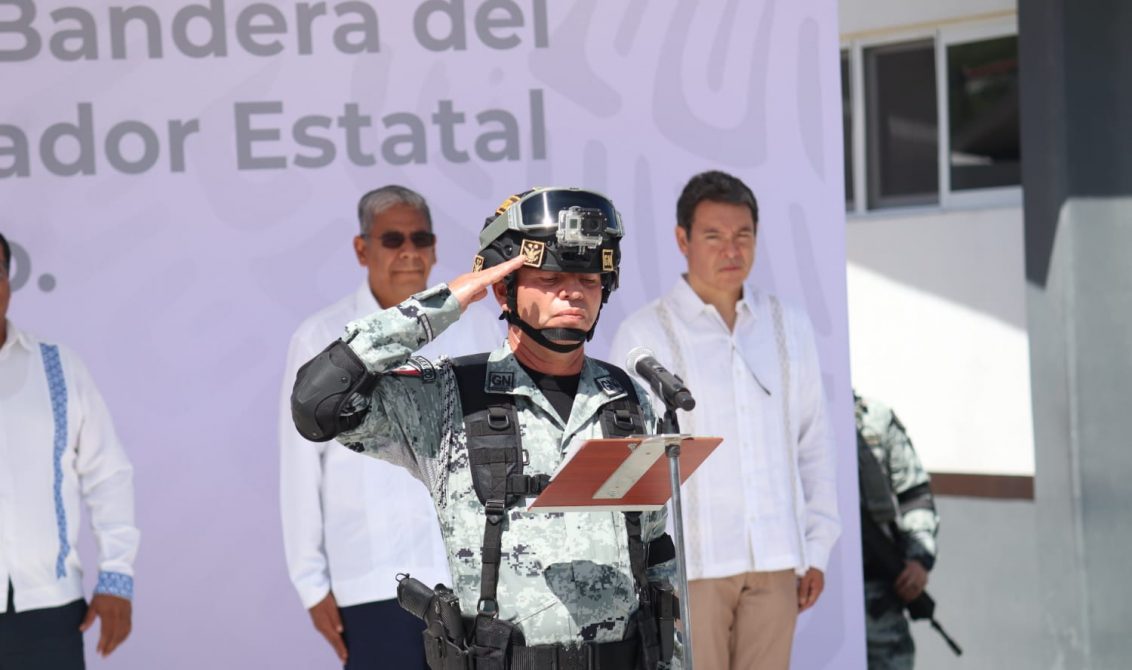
[856,396,939,569]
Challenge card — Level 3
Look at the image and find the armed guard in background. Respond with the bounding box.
[291,188,682,669]
[857,393,961,669]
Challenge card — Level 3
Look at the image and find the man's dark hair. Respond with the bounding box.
[0,231,9,274]
[676,170,759,233]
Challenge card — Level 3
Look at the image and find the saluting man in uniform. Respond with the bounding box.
[291,188,682,669]
[279,185,501,669]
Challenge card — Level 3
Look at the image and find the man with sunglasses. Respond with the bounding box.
[279,185,501,669]
[290,187,682,669]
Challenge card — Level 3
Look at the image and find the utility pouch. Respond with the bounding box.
[628,600,661,670]
[425,630,470,670]
[649,581,677,662]
[469,616,526,670]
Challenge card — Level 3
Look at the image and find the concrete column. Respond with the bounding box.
[1020,0,1132,667]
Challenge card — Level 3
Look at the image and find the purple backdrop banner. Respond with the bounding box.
[1,0,861,667]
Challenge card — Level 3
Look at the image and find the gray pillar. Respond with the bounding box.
[1020,0,1132,667]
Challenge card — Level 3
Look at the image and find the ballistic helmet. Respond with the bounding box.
[473,187,624,352]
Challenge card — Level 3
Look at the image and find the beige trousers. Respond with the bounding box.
[687,570,798,670]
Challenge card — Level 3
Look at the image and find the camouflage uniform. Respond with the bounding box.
[856,395,938,670]
[337,282,680,665]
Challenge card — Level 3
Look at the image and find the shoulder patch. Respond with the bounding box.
[595,375,624,397]
[486,370,515,393]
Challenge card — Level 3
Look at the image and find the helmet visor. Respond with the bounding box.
[480,188,623,251]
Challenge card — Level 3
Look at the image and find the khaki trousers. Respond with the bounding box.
[687,570,798,670]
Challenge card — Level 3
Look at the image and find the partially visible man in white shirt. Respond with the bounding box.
[0,231,139,669]
[279,185,501,669]
[610,171,840,670]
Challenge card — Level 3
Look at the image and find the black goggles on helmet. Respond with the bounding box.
[479,188,623,253]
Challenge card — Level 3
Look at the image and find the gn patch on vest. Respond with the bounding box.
[486,370,515,393]
[595,375,624,397]
[471,254,485,272]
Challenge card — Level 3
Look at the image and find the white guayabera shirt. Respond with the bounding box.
[609,279,840,580]
[279,284,502,609]
[0,321,139,613]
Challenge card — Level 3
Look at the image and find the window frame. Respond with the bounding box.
[842,17,1021,217]
[864,37,939,210]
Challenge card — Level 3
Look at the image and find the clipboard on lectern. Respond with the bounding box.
[528,435,722,513]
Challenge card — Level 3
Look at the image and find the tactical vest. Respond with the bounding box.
[442,353,676,670]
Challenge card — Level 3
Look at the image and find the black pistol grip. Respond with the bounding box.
[396,574,435,621]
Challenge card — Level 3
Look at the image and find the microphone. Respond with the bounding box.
[625,347,696,411]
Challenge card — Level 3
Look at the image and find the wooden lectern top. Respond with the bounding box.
[528,435,722,513]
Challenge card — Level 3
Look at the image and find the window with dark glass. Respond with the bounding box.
[841,51,854,210]
[947,36,1021,191]
[865,40,938,208]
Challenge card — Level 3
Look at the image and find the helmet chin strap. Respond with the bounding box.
[501,280,599,354]
[503,311,587,353]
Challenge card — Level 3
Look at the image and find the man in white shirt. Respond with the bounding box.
[0,231,140,669]
[610,171,840,670]
[279,186,501,669]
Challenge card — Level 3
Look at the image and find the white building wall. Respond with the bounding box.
[839,2,1042,666]
[840,0,1031,476]
[846,205,1033,475]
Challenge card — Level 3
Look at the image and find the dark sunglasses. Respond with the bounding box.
[370,231,436,249]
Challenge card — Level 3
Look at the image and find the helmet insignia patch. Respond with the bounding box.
[520,239,546,267]
[602,249,615,272]
[472,255,485,272]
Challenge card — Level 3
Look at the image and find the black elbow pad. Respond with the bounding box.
[291,340,377,442]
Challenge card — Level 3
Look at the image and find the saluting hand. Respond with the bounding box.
[447,256,526,312]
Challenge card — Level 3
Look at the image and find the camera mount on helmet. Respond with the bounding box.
[472,187,624,353]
